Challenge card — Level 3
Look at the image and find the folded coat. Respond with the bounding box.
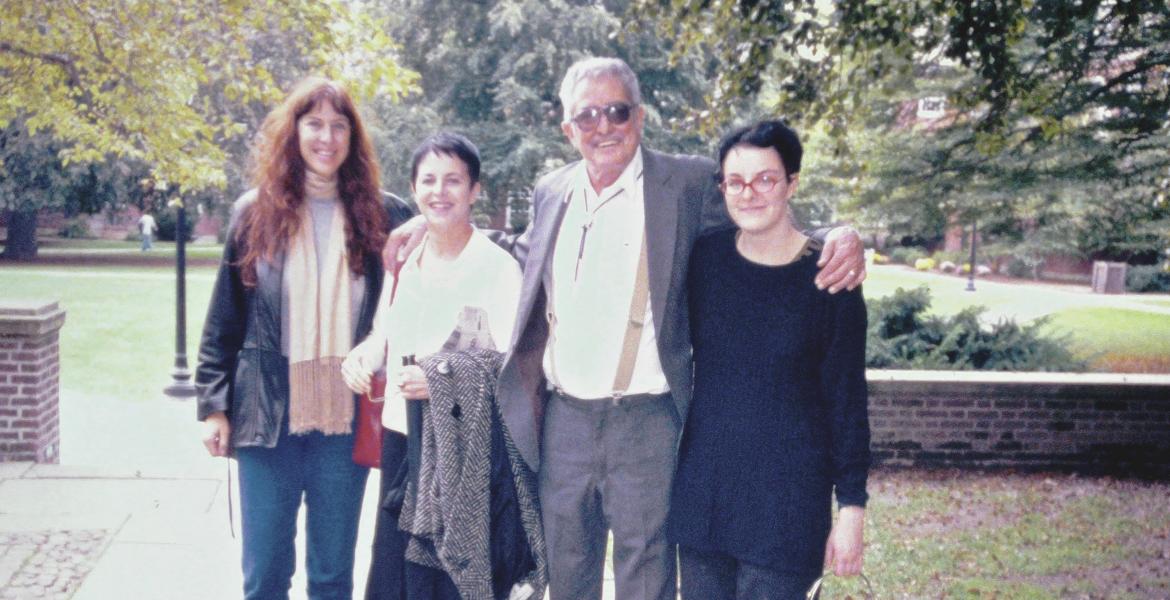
[398,348,547,600]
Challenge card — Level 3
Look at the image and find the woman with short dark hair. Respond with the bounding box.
[343,132,542,600]
[668,120,871,599]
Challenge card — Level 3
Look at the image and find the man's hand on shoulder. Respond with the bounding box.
[382,215,427,270]
[815,226,866,293]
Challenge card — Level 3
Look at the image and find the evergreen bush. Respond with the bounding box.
[58,216,93,239]
[866,286,1088,371]
[888,246,928,265]
[1125,265,1170,293]
[932,249,965,267]
[155,208,194,242]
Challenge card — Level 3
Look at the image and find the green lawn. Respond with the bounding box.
[862,470,1170,598]
[37,238,227,261]
[1044,307,1170,371]
[6,236,226,261]
[0,263,217,402]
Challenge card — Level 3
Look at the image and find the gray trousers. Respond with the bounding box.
[539,391,680,600]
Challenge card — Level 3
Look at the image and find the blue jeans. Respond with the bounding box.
[236,422,369,600]
[141,233,153,251]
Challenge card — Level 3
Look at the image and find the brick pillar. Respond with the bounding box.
[0,301,67,463]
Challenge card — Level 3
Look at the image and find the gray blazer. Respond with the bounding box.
[496,147,729,471]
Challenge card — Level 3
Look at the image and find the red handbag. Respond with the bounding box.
[353,260,402,469]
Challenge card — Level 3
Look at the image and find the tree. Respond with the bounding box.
[634,0,1170,263]
[1,0,416,258]
[369,0,714,231]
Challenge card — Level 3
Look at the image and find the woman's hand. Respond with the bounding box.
[824,505,865,577]
[341,348,374,395]
[397,365,430,400]
[202,412,231,457]
[815,226,866,293]
[382,214,427,270]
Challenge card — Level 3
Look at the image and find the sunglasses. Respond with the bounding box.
[571,102,634,131]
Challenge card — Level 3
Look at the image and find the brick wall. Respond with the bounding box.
[868,370,1170,477]
[0,301,66,463]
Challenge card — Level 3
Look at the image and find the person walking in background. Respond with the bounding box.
[668,120,870,599]
[194,76,412,600]
[341,132,542,599]
[137,210,158,251]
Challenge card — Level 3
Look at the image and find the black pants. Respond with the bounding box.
[364,428,460,600]
[678,546,818,600]
[363,425,529,600]
[364,429,409,600]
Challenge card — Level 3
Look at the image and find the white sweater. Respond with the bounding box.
[354,228,522,432]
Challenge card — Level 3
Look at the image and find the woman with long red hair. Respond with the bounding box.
[195,76,413,599]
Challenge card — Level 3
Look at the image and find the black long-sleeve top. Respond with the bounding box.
[667,228,870,575]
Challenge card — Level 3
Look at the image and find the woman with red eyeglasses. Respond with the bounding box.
[667,120,871,600]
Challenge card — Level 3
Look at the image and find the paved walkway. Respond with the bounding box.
[0,390,615,599]
[0,391,248,599]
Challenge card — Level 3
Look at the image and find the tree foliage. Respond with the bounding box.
[1,0,417,193]
[371,0,714,230]
[634,0,1170,261]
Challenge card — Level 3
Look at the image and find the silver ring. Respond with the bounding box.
[848,269,857,277]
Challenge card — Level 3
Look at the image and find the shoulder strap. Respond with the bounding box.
[612,231,649,397]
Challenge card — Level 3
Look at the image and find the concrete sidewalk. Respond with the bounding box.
[0,389,614,599]
[0,388,388,599]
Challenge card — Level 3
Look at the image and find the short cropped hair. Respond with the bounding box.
[716,120,803,181]
[410,131,481,185]
[558,57,642,123]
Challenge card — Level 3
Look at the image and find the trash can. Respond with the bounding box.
[1091,261,1127,294]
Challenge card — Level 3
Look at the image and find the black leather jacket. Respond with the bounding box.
[195,191,414,449]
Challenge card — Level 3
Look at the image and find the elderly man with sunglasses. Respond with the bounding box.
[495,57,865,600]
[384,57,865,600]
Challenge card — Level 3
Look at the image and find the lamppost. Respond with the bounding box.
[965,218,978,292]
[164,189,197,399]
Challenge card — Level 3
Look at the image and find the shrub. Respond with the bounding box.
[866,286,1088,371]
[888,246,928,266]
[932,250,965,267]
[155,208,195,242]
[914,257,936,271]
[58,217,93,239]
[1000,256,1033,278]
[939,260,957,273]
[1125,265,1170,293]
[872,252,890,265]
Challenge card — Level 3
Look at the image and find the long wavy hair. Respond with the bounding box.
[237,76,387,287]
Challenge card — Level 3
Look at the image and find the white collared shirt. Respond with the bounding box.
[355,228,522,432]
[543,148,669,398]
